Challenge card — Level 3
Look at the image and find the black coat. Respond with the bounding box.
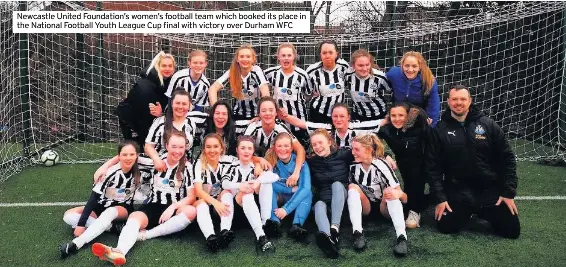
[426,105,518,206]
[116,67,172,135]
[307,147,354,203]
[377,108,429,164]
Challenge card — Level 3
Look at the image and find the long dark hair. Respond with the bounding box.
[164,89,192,146]
[207,101,235,144]
[118,140,141,188]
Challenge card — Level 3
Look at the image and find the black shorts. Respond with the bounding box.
[135,203,178,229]
[92,202,133,217]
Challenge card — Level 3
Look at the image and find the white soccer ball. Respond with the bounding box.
[40,150,60,167]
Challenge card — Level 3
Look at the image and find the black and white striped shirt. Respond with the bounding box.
[344,68,390,119]
[216,65,269,119]
[305,120,381,148]
[92,163,136,208]
[349,158,399,201]
[138,154,193,205]
[166,68,211,107]
[193,155,237,186]
[264,65,310,131]
[186,110,208,144]
[306,59,350,117]
[145,116,197,155]
[221,160,256,190]
[243,120,297,148]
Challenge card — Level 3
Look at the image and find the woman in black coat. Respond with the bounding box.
[116,52,176,147]
[377,102,430,229]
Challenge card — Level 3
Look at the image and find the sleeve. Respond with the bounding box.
[192,159,204,184]
[195,80,210,107]
[77,191,102,227]
[491,120,518,199]
[243,122,257,136]
[137,154,155,172]
[426,128,447,204]
[282,162,312,214]
[305,122,332,134]
[276,123,297,142]
[184,161,194,188]
[221,164,240,190]
[253,65,269,86]
[216,70,230,87]
[381,160,400,188]
[426,79,441,128]
[264,67,275,85]
[165,70,184,97]
[145,117,162,145]
[234,119,250,135]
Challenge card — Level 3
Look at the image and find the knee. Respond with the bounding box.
[496,217,521,239]
[436,217,461,235]
[332,181,344,191]
[242,193,254,203]
[348,183,360,191]
[314,201,326,211]
[129,211,147,222]
[179,205,197,221]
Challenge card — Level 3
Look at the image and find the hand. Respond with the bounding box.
[435,201,452,221]
[277,108,289,119]
[154,158,167,172]
[385,155,397,170]
[74,226,86,237]
[286,172,299,187]
[149,102,163,117]
[239,183,253,194]
[249,116,260,124]
[383,187,402,201]
[93,167,107,183]
[427,118,433,125]
[251,180,261,192]
[159,206,176,224]
[258,158,273,171]
[496,196,518,215]
[213,200,231,217]
[274,208,287,220]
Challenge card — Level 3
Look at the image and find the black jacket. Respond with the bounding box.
[378,107,430,164]
[427,105,518,206]
[116,67,172,132]
[307,147,354,203]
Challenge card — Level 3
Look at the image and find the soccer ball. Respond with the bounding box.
[40,150,60,167]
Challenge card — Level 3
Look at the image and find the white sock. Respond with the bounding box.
[347,189,363,233]
[220,192,234,231]
[72,207,118,249]
[259,183,273,224]
[63,212,95,228]
[196,203,214,239]
[116,219,140,255]
[144,213,191,240]
[242,193,265,239]
[386,199,407,238]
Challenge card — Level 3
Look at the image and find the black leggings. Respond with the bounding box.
[436,198,520,239]
[398,159,427,213]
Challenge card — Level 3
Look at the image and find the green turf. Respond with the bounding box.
[0,161,565,266]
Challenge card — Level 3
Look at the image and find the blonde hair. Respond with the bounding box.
[188,49,208,62]
[277,43,297,63]
[400,51,435,95]
[308,129,338,158]
[265,132,294,167]
[148,51,176,86]
[229,45,257,100]
[351,49,379,70]
[352,134,385,159]
[199,133,226,173]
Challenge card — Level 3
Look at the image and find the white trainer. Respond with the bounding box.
[405,210,421,229]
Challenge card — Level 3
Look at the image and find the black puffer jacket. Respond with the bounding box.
[307,147,354,203]
[427,105,518,206]
[377,107,429,164]
[116,67,172,134]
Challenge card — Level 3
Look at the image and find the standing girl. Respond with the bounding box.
[344,49,390,121]
[208,45,270,120]
[387,51,440,127]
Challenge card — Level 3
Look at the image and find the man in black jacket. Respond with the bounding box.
[427,85,520,239]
